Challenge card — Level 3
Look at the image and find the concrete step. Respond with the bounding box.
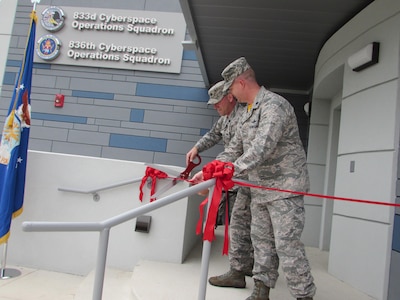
[1,227,376,300]
[130,227,255,300]
[130,227,376,300]
[74,268,133,300]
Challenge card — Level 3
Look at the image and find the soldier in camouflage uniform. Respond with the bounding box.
[192,57,316,300]
[187,81,245,226]
[186,81,254,287]
[186,81,243,177]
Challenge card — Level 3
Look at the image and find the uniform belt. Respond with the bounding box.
[223,191,237,195]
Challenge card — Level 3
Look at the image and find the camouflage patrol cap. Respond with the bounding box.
[207,81,226,105]
[221,57,251,92]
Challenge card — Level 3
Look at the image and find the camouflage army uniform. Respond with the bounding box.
[195,103,244,222]
[194,102,244,154]
[217,86,316,298]
[195,102,254,272]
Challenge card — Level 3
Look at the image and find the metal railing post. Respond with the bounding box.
[198,184,215,300]
[93,228,110,300]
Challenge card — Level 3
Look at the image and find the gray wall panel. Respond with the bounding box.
[52,141,102,157]
[0,0,218,171]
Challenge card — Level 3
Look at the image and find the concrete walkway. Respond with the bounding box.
[131,227,376,300]
[0,227,377,300]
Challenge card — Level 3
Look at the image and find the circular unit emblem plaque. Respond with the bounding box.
[36,35,61,61]
[41,6,65,32]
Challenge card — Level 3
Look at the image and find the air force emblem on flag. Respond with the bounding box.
[0,89,31,166]
[0,115,20,166]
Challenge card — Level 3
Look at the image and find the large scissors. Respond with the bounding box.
[150,154,202,199]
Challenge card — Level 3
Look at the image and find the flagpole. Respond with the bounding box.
[0,0,40,280]
[32,0,40,11]
[0,243,21,279]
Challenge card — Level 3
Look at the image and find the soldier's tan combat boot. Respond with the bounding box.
[208,269,246,288]
[245,280,270,300]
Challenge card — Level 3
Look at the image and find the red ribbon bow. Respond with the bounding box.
[139,167,169,202]
[196,160,234,255]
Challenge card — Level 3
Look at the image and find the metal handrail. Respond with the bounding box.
[22,178,216,300]
[57,177,143,201]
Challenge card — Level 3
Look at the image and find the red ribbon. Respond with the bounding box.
[139,167,168,202]
[196,160,234,255]
[232,180,400,207]
[139,161,400,258]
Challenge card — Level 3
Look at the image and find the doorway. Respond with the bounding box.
[319,100,341,250]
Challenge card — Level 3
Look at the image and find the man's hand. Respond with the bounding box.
[191,170,204,184]
[191,170,208,195]
[186,147,198,166]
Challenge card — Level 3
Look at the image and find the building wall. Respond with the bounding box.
[310,0,400,299]
[0,0,224,170]
[0,0,18,94]
[8,150,203,275]
[8,2,400,296]
[0,1,215,276]
[1,1,313,172]
[0,0,314,173]
[389,158,400,299]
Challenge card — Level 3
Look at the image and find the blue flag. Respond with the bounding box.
[0,11,36,244]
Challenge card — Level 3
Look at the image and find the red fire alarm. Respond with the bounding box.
[55,94,64,107]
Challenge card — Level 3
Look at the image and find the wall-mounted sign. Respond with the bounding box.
[34,5,187,74]
[36,34,61,60]
[40,6,65,32]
